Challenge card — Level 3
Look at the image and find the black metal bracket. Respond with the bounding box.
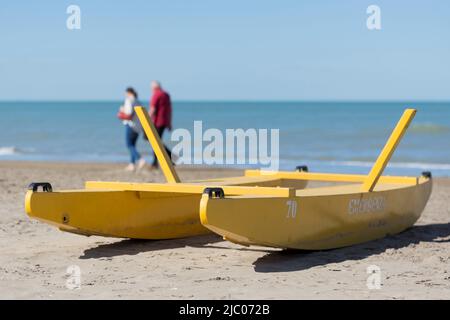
[422,171,432,179]
[28,182,53,192]
[296,165,309,172]
[203,187,225,199]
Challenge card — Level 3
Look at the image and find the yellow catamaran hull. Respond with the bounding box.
[25,174,308,239]
[200,173,432,250]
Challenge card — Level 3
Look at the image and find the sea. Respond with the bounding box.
[1,101,449,176]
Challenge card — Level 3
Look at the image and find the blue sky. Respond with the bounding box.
[0,0,449,101]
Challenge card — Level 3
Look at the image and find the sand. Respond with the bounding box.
[0,161,449,299]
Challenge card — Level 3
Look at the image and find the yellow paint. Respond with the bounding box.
[200,176,432,250]
[245,170,418,185]
[134,106,180,183]
[26,172,308,239]
[362,109,416,192]
[85,181,294,197]
[25,189,207,239]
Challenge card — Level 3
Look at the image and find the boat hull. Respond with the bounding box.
[26,190,207,239]
[200,177,432,250]
[25,175,308,239]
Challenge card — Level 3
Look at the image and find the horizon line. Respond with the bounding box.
[1,99,450,103]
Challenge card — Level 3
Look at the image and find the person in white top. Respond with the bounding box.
[117,87,146,171]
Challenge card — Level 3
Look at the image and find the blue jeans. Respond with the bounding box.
[125,125,140,164]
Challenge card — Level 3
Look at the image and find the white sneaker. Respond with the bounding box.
[136,158,146,171]
[124,163,135,172]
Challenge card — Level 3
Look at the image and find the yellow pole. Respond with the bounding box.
[362,108,416,192]
[134,106,180,183]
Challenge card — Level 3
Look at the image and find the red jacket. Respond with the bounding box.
[150,88,172,128]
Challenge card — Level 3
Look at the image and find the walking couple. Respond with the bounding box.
[117,81,173,171]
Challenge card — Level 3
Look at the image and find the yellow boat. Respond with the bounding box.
[199,109,432,249]
[25,107,308,239]
[25,107,432,249]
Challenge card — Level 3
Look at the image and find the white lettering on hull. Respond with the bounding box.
[348,197,386,215]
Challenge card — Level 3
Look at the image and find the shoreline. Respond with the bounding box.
[0,160,242,172]
[1,159,449,178]
[0,160,449,299]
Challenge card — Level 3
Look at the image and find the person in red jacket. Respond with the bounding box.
[149,80,173,169]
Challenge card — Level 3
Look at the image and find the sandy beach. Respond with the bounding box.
[0,161,449,299]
